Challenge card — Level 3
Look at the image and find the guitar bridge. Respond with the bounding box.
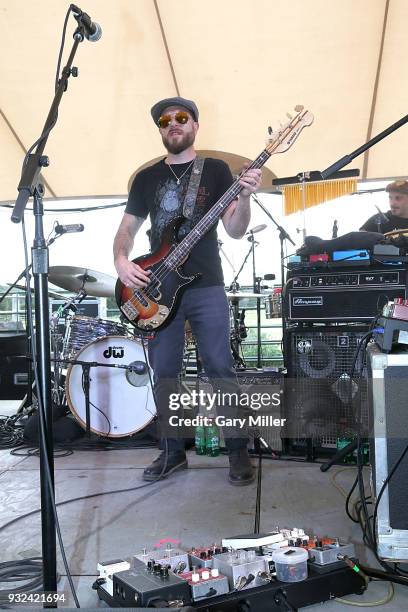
[121,301,139,321]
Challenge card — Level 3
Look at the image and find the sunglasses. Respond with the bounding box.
[157,111,190,129]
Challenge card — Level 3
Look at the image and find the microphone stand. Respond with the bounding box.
[247,232,262,368]
[10,23,88,598]
[321,111,408,179]
[252,194,295,341]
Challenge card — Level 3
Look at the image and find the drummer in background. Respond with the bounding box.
[360,180,408,233]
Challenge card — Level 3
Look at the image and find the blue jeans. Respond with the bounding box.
[148,286,247,451]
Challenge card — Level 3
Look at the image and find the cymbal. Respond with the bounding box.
[9,283,68,301]
[226,292,263,299]
[384,229,408,238]
[49,266,116,298]
[245,224,267,235]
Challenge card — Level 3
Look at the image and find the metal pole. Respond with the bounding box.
[32,187,57,597]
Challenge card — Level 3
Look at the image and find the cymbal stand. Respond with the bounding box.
[249,232,262,368]
[217,240,239,292]
[50,288,87,410]
[252,194,296,342]
[228,244,254,367]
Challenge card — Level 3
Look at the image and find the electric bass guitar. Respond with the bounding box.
[116,106,314,332]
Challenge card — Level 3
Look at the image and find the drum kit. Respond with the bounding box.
[46,266,155,438]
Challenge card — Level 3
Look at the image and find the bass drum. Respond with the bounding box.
[65,336,155,437]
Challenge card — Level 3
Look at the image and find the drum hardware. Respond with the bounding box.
[252,193,296,342]
[264,288,282,319]
[8,283,68,302]
[227,223,268,367]
[244,223,267,236]
[228,302,247,370]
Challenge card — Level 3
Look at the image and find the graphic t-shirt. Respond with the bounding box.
[125,157,234,288]
[360,211,408,234]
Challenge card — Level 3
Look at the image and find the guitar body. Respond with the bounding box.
[115,217,199,332]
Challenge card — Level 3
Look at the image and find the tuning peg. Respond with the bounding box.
[267,126,273,135]
[286,113,293,120]
[294,104,304,112]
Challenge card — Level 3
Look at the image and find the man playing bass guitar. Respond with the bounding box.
[113,96,261,485]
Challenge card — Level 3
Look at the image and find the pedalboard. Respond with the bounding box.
[96,528,364,610]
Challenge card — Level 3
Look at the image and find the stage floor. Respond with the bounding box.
[0,400,407,610]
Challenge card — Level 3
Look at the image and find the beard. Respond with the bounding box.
[162,129,195,154]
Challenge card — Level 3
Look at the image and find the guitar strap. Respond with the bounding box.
[183,156,205,219]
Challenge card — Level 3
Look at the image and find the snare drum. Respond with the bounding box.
[65,336,155,437]
[63,315,127,358]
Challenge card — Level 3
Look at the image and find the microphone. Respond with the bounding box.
[332,219,338,238]
[128,361,147,375]
[55,222,85,235]
[71,4,102,42]
[375,205,388,223]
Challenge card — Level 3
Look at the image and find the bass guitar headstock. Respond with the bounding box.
[266,105,314,155]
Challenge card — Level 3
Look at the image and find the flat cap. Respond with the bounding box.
[386,180,408,195]
[151,96,199,124]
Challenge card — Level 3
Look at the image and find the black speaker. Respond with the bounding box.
[0,333,29,399]
[236,368,284,452]
[283,325,369,456]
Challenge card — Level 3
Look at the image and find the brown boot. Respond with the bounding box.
[228,448,255,486]
[143,450,187,481]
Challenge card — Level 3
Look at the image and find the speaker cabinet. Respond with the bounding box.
[0,333,28,399]
[283,326,369,456]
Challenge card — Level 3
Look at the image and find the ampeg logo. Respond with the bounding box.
[103,346,124,358]
[293,296,323,306]
[297,340,312,354]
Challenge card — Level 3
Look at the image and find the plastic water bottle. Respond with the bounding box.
[206,420,220,456]
[195,424,206,455]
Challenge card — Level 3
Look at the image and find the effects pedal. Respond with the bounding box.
[134,544,189,573]
[308,540,356,566]
[180,567,229,601]
[188,544,227,569]
[212,549,271,590]
[112,558,191,608]
[96,559,131,596]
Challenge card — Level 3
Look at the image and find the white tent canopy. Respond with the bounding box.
[1,0,408,205]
